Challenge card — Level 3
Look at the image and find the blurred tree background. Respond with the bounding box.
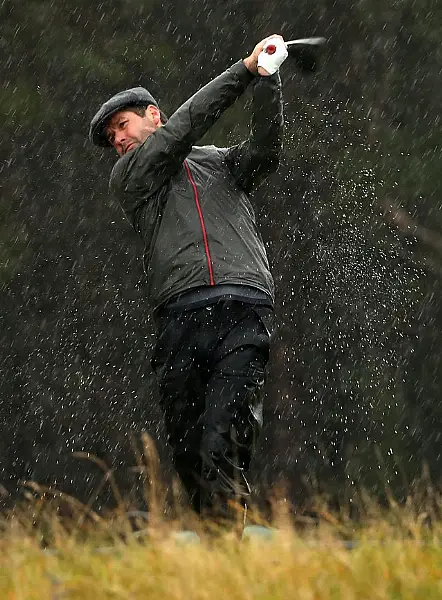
[1,0,441,513]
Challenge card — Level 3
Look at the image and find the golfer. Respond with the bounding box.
[89,34,287,524]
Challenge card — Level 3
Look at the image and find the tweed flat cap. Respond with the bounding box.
[89,86,159,147]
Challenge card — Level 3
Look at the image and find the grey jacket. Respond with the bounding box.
[109,60,284,312]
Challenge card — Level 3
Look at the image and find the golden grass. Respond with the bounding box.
[2,494,442,600]
[2,512,442,600]
[2,436,442,599]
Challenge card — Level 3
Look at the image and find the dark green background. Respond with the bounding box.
[1,0,441,511]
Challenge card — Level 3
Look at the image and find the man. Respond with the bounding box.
[89,34,287,525]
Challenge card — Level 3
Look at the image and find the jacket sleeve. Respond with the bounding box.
[109,61,255,222]
[222,71,284,194]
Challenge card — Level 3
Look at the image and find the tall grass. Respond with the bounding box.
[1,434,442,599]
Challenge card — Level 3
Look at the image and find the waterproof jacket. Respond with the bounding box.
[109,60,284,312]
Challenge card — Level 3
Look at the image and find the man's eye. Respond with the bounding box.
[120,121,127,128]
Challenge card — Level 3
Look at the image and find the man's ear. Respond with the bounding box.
[147,104,162,126]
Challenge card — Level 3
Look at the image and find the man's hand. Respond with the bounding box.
[243,34,287,76]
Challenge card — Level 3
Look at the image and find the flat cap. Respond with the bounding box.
[89,86,159,147]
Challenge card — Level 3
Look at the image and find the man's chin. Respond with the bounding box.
[124,142,137,154]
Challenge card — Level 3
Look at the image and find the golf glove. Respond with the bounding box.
[257,38,288,75]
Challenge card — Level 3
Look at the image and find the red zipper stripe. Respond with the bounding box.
[184,160,215,286]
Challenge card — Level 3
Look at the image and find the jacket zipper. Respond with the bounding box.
[184,160,215,286]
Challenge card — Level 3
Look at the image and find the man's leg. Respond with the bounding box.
[199,303,275,523]
[151,310,205,514]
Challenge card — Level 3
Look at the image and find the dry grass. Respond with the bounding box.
[2,512,442,600]
[2,435,442,599]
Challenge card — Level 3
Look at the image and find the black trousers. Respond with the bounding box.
[151,299,275,519]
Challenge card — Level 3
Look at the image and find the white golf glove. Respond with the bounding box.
[257,37,288,75]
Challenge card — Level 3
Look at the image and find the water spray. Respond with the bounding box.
[265,37,327,73]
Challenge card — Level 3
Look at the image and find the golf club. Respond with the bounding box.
[265,37,327,72]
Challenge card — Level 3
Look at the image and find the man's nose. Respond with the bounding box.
[114,131,127,145]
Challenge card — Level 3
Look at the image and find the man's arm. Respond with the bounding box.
[110,61,255,199]
[222,70,284,194]
[110,35,286,195]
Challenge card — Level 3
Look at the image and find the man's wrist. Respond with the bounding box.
[243,56,258,75]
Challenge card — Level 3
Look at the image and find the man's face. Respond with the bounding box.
[105,106,162,156]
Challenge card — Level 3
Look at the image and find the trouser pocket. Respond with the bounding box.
[252,305,277,341]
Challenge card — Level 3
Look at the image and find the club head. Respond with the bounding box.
[286,37,327,73]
